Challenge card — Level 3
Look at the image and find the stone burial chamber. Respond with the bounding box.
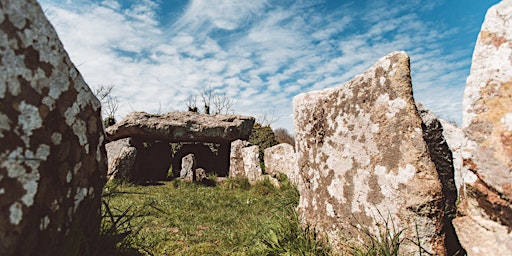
[105,111,255,182]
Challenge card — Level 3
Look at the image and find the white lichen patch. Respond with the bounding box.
[379,77,386,86]
[351,169,371,213]
[379,58,391,71]
[39,215,50,230]
[9,202,23,225]
[51,132,62,145]
[326,202,335,217]
[376,94,407,119]
[0,113,11,138]
[66,170,72,183]
[375,164,416,197]
[327,175,347,203]
[18,101,43,146]
[74,187,89,210]
[500,112,512,131]
[0,188,5,194]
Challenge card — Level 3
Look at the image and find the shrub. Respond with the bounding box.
[249,123,278,162]
[274,127,295,147]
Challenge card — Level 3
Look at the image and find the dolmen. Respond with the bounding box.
[105,111,255,182]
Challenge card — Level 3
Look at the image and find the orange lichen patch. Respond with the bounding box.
[501,131,512,158]
[503,183,512,201]
[480,30,508,48]
[476,81,512,166]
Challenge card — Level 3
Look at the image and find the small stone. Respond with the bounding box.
[181,153,196,182]
[263,143,299,186]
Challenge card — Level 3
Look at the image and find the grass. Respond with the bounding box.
[99,175,332,255]
[97,174,427,256]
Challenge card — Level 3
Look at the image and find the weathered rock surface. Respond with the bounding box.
[293,51,445,255]
[456,1,512,255]
[439,120,465,195]
[106,138,137,180]
[0,1,107,255]
[264,143,299,186]
[181,153,196,182]
[106,112,255,143]
[416,103,465,255]
[242,145,262,183]
[229,140,250,179]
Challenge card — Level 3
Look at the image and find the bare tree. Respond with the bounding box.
[186,95,199,112]
[258,110,278,126]
[92,84,119,126]
[187,85,235,115]
[212,93,234,115]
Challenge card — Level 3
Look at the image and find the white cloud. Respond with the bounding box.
[38,0,477,133]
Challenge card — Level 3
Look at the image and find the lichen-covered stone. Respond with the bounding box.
[106,111,255,143]
[106,138,136,180]
[242,145,262,183]
[293,51,445,255]
[0,1,106,255]
[229,139,249,179]
[263,143,299,186]
[181,153,196,182]
[457,1,512,255]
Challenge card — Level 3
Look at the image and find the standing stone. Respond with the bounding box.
[456,1,512,255]
[229,140,249,179]
[439,120,465,196]
[416,103,464,255]
[264,143,300,186]
[0,1,107,255]
[242,145,262,183]
[293,51,445,255]
[106,138,137,180]
[181,153,196,182]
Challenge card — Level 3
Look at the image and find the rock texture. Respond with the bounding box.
[416,103,465,255]
[293,51,445,255]
[439,120,465,195]
[106,112,255,143]
[0,1,106,255]
[106,138,137,180]
[229,140,250,179]
[181,153,196,182]
[456,1,512,255]
[264,143,300,186]
[242,145,262,183]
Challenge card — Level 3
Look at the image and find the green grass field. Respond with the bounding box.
[99,176,332,255]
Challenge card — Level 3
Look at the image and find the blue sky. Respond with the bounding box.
[39,0,500,132]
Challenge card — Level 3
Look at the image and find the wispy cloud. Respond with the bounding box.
[39,0,481,131]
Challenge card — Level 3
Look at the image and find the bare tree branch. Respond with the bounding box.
[258,110,278,126]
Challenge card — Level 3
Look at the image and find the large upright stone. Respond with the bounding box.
[0,1,106,255]
[106,111,255,143]
[456,1,512,255]
[106,138,137,180]
[293,51,445,255]
[229,139,249,179]
[264,143,299,186]
[242,145,262,183]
